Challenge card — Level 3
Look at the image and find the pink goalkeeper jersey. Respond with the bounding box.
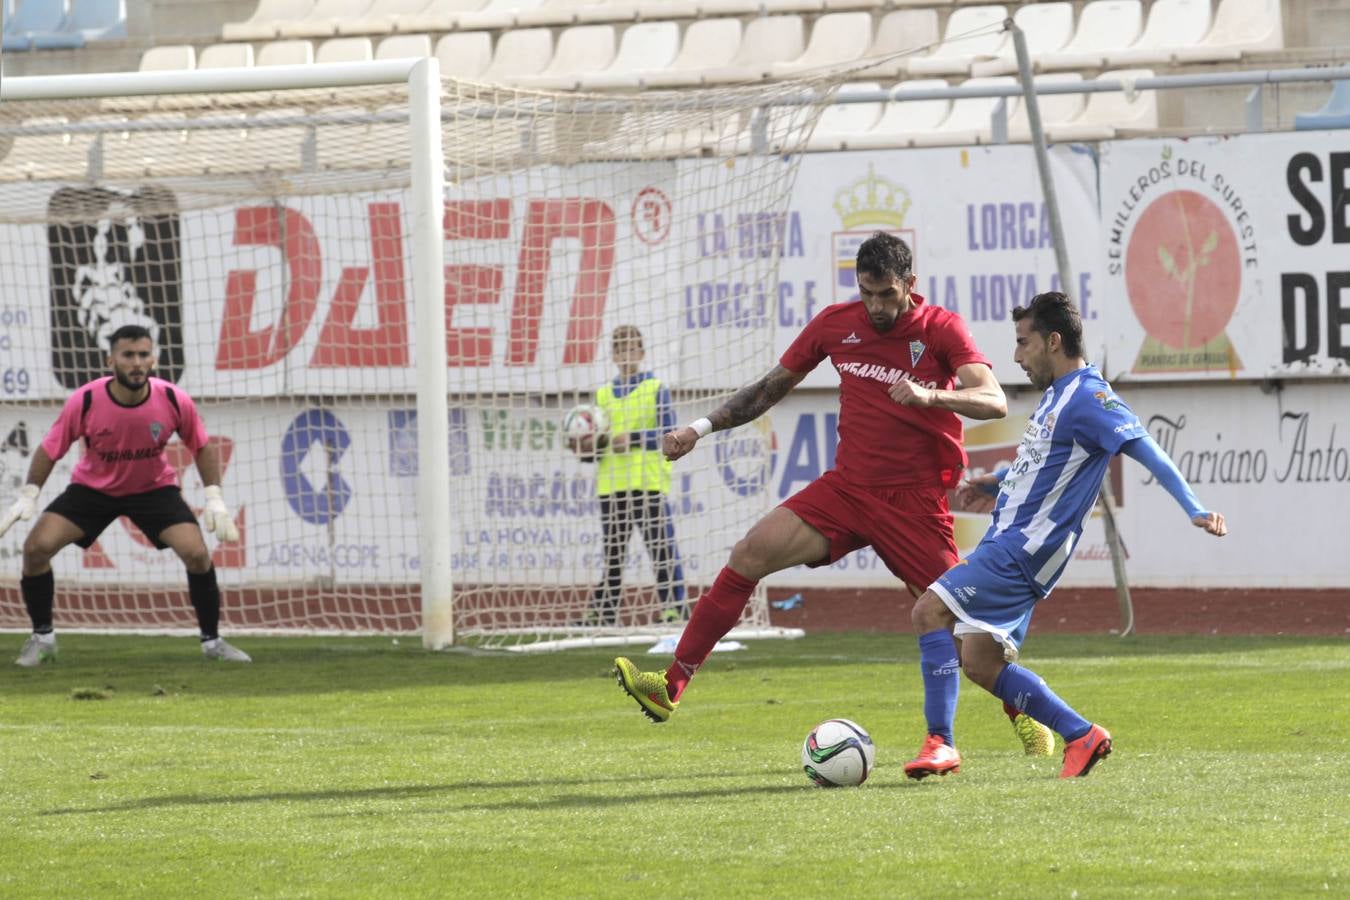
[41,377,208,497]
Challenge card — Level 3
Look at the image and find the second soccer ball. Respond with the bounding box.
[562,403,611,440]
[801,718,876,787]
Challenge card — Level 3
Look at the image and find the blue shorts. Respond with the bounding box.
[930,542,1039,654]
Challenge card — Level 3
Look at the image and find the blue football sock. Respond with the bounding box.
[993,663,1091,741]
[918,629,960,745]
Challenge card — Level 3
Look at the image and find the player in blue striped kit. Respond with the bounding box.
[904,291,1228,780]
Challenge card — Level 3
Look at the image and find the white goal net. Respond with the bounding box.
[0,62,833,648]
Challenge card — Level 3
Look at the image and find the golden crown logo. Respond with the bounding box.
[833,163,912,230]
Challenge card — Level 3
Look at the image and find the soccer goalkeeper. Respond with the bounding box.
[0,324,250,665]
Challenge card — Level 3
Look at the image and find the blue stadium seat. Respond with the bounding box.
[1294,81,1350,131]
[4,0,71,51]
[66,0,127,41]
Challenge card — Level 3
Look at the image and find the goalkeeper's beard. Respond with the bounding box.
[114,369,149,392]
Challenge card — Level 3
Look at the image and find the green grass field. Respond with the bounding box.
[1,633,1346,898]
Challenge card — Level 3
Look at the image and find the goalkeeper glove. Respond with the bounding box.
[0,484,40,539]
[202,485,240,543]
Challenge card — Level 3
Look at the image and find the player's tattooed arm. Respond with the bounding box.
[710,365,808,431]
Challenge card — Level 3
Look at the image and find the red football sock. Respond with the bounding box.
[665,566,757,701]
[1003,701,1020,722]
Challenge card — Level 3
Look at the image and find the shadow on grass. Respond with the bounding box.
[41,768,920,816]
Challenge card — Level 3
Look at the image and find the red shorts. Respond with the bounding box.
[779,469,957,591]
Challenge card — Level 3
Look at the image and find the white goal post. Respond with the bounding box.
[0,60,830,650]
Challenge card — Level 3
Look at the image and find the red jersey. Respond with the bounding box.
[42,376,209,497]
[779,295,989,489]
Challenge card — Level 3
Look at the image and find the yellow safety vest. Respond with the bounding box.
[595,376,672,496]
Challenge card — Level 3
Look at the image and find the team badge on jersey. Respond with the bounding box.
[909,340,927,367]
[149,422,163,442]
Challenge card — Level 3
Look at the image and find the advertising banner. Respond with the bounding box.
[1099,133,1350,380]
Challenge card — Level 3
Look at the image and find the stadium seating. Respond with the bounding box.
[640,17,743,88]
[1006,72,1087,141]
[277,0,376,38]
[4,0,74,51]
[0,116,93,180]
[1172,0,1284,62]
[911,75,1016,146]
[1294,80,1350,130]
[845,78,954,150]
[700,15,806,84]
[768,11,873,79]
[317,37,375,63]
[853,9,940,81]
[222,0,316,42]
[257,39,315,66]
[332,0,440,35]
[478,27,552,83]
[1043,68,1159,140]
[1037,0,1144,71]
[199,43,255,69]
[576,21,681,91]
[434,32,494,80]
[1101,0,1212,67]
[138,44,195,71]
[906,5,1009,77]
[375,33,432,59]
[969,2,1075,77]
[512,24,615,89]
[456,0,545,31]
[805,80,885,151]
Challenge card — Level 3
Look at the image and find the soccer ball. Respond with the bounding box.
[562,403,610,440]
[801,719,876,787]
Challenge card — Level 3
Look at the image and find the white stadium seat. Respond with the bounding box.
[457,0,546,31]
[910,75,1016,146]
[700,15,806,85]
[435,32,494,80]
[846,79,954,150]
[479,27,553,84]
[513,0,593,28]
[513,24,616,90]
[1037,0,1144,71]
[1103,0,1212,67]
[198,43,255,69]
[316,37,374,64]
[139,44,195,71]
[854,9,940,80]
[969,2,1074,77]
[641,18,743,88]
[375,33,432,59]
[333,0,437,35]
[1045,69,1158,141]
[769,11,874,79]
[806,81,885,151]
[222,0,315,41]
[1006,73,1087,142]
[577,21,681,91]
[277,0,376,38]
[575,1,700,24]
[1172,0,1283,63]
[0,118,96,181]
[257,40,314,67]
[906,5,1008,77]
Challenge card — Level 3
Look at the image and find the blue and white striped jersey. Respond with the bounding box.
[983,365,1146,594]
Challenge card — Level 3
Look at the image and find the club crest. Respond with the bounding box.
[909,340,926,367]
[149,421,163,442]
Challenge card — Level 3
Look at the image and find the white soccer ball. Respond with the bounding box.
[801,718,876,787]
[562,403,610,440]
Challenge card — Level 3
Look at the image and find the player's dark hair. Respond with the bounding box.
[107,324,154,350]
[1013,292,1084,358]
[855,231,913,282]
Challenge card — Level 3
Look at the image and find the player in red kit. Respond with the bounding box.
[0,324,250,665]
[612,232,1052,754]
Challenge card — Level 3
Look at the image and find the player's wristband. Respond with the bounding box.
[689,417,713,438]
